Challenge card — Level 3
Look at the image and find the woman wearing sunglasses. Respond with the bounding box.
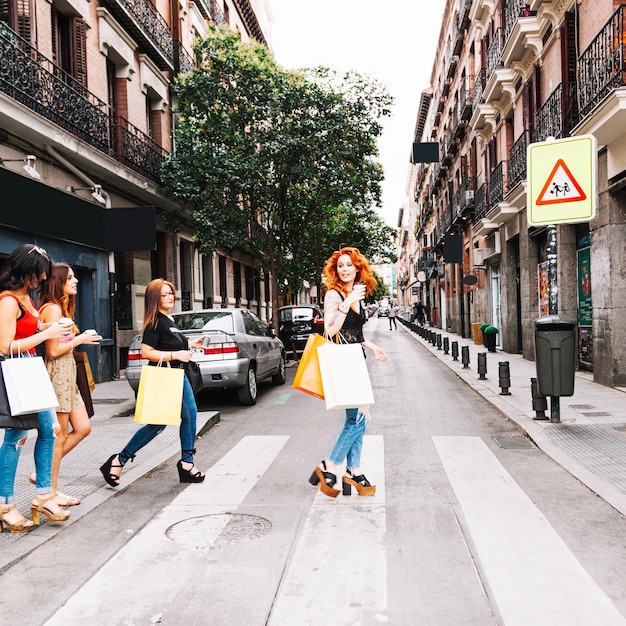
[0,244,73,532]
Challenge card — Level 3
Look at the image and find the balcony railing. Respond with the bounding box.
[459,76,474,120]
[0,23,166,182]
[533,82,578,142]
[474,183,488,222]
[504,0,527,43]
[489,160,508,209]
[459,176,475,215]
[578,5,626,120]
[508,132,527,189]
[473,67,486,112]
[102,0,174,70]
[487,28,504,76]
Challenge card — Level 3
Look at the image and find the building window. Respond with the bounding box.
[51,5,88,88]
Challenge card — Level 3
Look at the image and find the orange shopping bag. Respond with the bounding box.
[291,333,331,399]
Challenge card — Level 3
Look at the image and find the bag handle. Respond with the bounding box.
[157,352,171,368]
[8,340,22,358]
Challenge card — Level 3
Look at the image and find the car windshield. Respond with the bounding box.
[280,308,315,322]
[174,311,235,333]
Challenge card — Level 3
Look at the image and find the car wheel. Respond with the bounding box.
[272,353,286,385]
[238,366,258,406]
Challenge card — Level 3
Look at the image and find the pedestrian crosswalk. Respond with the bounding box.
[45,435,626,625]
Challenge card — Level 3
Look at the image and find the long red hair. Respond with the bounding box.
[323,247,376,297]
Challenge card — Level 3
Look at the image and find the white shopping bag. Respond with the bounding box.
[2,354,59,415]
[317,343,375,410]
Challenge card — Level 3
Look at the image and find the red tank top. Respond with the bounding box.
[0,293,39,354]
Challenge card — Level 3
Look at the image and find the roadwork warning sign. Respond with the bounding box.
[527,135,596,225]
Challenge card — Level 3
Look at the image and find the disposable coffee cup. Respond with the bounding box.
[201,335,211,347]
[59,317,73,326]
[84,329,98,335]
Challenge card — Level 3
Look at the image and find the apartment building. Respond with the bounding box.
[403,0,626,388]
[0,0,272,380]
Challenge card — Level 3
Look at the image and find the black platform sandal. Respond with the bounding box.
[99,454,124,487]
[177,449,205,483]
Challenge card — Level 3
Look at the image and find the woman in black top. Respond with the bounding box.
[309,247,387,498]
[100,279,205,486]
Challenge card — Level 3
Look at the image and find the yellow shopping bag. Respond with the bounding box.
[291,333,331,399]
[134,363,184,425]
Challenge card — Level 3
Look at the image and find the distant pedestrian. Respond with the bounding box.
[415,301,426,326]
[388,302,397,330]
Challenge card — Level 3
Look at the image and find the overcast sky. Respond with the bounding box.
[268,0,447,226]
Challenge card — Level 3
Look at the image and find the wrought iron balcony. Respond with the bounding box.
[0,24,166,182]
[473,182,488,222]
[508,132,527,189]
[458,176,475,216]
[459,76,474,121]
[175,40,197,75]
[489,161,508,209]
[504,0,527,43]
[533,82,579,143]
[487,28,504,77]
[459,0,472,29]
[101,0,174,70]
[473,67,486,112]
[578,5,626,120]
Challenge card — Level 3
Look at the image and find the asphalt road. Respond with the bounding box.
[3,317,626,625]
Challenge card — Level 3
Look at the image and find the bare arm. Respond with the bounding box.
[141,344,192,363]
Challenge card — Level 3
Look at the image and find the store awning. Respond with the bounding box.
[0,168,156,252]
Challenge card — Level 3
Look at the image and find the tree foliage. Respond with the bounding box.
[161,27,395,323]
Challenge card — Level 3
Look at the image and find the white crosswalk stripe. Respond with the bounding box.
[268,435,386,625]
[45,435,289,625]
[433,436,626,626]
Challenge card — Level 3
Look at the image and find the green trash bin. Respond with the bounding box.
[533,316,576,397]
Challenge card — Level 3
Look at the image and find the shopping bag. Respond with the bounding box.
[317,343,375,410]
[291,333,332,399]
[0,358,39,429]
[2,353,59,416]
[74,351,95,392]
[134,363,184,425]
[75,353,94,418]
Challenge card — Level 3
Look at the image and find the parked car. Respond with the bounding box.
[377,305,389,317]
[276,304,324,357]
[125,308,286,406]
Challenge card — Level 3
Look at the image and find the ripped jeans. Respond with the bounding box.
[328,408,367,468]
[0,408,57,503]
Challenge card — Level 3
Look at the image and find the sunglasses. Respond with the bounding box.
[28,245,49,257]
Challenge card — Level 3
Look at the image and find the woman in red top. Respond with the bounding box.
[0,244,73,532]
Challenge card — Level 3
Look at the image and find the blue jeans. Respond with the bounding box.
[119,375,198,465]
[0,408,57,503]
[328,408,367,468]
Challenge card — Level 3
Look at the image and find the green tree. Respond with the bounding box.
[161,27,393,325]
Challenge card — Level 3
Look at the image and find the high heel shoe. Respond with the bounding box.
[309,461,340,498]
[31,494,70,525]
[100,454,123,487]
[342,468,376,496]
[177,460,205,483]
[0,503,34,533]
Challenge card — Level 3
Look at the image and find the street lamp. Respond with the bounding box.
[68,184,107,205]
[0,154,41,180]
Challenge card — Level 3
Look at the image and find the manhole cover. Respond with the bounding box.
[166,513,272,548]
[493,436,534,449]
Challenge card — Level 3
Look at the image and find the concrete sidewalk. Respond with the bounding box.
[0,374,219,570]
[398,318,626,518]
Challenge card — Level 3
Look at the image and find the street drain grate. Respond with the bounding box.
[493,436,534,449]
[166,513,272,548]
[92,398,128,404]
[569,404,595,410]
[581,412,612,417]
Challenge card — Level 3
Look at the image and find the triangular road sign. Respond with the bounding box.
[536,159,586,205]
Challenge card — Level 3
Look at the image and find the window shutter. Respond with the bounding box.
[15,0,31,42]
[72,17,87,88]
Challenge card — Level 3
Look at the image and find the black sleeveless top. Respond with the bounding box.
[337,291,365,344]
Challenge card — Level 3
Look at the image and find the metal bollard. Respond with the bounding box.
[451,341,459,361]
[436,334,442,350]
[531,377,548,420]
[461,345,470,368]
[477,352,487,379]
[443,336,449,354]
[498,361,511,395]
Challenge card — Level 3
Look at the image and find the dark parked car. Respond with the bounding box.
[276,304,324,357]
[125,308,286,406]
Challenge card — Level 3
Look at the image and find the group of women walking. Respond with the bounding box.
[0,242,386,533]
[0,244,205,534]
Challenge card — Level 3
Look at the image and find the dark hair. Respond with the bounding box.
[0,244,52,292]
[142,278,176,333]
[39,262,76,320]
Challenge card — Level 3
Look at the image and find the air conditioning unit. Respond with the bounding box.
[466,189,475,202]
[473,248,485,266]
[483,233,501,259]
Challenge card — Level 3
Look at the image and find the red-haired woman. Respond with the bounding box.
[309,247,387,498]
[39,262,102,506]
